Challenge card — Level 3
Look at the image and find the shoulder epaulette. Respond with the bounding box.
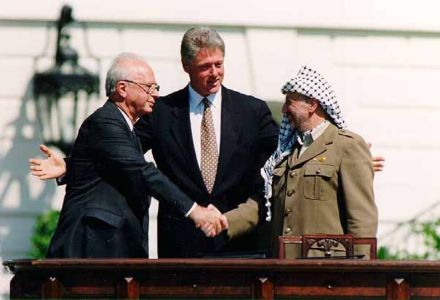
[338,128,355,138]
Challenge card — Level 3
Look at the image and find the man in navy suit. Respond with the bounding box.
[134,27,279,257]
[30,53,224,258]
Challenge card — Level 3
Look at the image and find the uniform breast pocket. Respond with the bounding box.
[303,164,336,200]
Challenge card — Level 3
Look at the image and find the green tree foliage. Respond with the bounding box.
[411,218,440,259]
[378,218,440,259]
[29,210,60,258]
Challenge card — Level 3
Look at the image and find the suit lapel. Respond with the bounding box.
[212,87,240,195]
[169,87,207,190]
[105,101,141,150]
[105,100,132,132]
[288,124,337,169]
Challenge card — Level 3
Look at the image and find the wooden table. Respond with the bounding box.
[4,259,440,299]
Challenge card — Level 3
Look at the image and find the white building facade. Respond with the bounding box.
[1,0,440,296]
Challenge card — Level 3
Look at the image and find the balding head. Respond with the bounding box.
[105,53,159,122]
[105,53,153,98]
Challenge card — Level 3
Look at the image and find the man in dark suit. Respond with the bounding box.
[30,53,224,258]
[134,27,279,257]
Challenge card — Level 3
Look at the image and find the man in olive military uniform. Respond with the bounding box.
[214,66,378,259]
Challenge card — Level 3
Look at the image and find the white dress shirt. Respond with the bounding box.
[188,84,222,168]
[117,106,134,131]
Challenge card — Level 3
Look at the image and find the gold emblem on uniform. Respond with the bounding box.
[318,156,326,162]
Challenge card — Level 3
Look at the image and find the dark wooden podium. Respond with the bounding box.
[4,259,440,299]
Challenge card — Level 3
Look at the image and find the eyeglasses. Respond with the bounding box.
[121,79,160,94]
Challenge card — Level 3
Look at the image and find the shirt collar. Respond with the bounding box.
[117,106,134,131]
[297,120,330,146]
[188,84,220,109]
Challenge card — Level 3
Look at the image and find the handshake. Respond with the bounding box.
[189,204,228,237]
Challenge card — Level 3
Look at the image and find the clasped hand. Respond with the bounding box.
[189,204,228,238]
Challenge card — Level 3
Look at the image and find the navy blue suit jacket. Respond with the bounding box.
[48,100,194,258]
[135,86,278,257]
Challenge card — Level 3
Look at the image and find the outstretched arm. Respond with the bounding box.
[201,199,258,239]
[29,145,66,180]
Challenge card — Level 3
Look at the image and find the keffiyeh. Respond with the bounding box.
[261,66,346,221]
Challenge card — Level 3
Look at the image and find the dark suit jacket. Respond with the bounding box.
[135,85,278,257]
[47,100,194,258]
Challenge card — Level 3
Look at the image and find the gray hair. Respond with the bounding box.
[105,53,149,97]
[180,27,225,66]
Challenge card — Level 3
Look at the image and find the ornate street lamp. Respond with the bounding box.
[33,5,99,154]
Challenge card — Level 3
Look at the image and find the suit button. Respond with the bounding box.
[289,171,296,178]
[284,227,292,234]
[284,208,292,216]
[287,190,295,197]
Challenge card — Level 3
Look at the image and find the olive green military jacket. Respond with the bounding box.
[225,123,378,258]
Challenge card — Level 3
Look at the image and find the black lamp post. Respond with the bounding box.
[33,5,99,154]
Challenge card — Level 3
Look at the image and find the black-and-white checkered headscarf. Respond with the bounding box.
[261,65,346,221]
